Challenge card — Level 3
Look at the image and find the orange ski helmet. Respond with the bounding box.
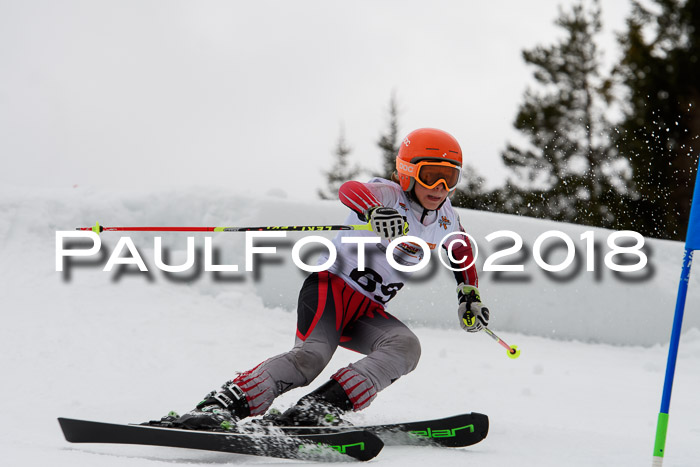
[396,128,463,192]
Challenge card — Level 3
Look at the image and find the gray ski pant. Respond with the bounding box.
[232,271,421,415]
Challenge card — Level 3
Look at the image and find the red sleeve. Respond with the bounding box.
[338,181,382,218]
[444,226,479,288]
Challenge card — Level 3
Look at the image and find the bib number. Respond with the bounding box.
[349,267,404,304]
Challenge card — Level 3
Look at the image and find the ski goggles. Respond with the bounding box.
[397,159,462,191]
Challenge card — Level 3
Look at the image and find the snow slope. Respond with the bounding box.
[1,186,699,466]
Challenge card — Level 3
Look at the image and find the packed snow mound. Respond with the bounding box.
[3,185,699,346]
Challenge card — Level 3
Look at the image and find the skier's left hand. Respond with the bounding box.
[457,284,490,333]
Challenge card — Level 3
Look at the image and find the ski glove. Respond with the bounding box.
[367,206,408,241]
[457,284,490,333]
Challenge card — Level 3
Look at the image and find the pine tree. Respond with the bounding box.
[613,0,700,240]
[500,0,630,226]
[376,92,400,179]
[318,125,360,200]
[451,163,491,210]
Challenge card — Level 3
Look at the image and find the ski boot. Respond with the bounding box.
[176,381,251,431]
[264,379,353,427]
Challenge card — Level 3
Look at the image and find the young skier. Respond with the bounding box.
[176,128,490,429]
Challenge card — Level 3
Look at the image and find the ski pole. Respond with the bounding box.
[483,327,521,359]
[76,221,375,234]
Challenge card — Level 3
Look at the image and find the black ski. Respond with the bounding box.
[57,417,383,462]
[263,412,489,448]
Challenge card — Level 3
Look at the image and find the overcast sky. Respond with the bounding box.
[0,0,632,201]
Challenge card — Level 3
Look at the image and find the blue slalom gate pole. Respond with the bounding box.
[652,162,700,466]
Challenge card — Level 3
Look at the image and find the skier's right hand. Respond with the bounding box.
[457,284,490,333]
[367,206,408,241]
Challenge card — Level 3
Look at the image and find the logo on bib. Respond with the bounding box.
[439,216,451,230]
